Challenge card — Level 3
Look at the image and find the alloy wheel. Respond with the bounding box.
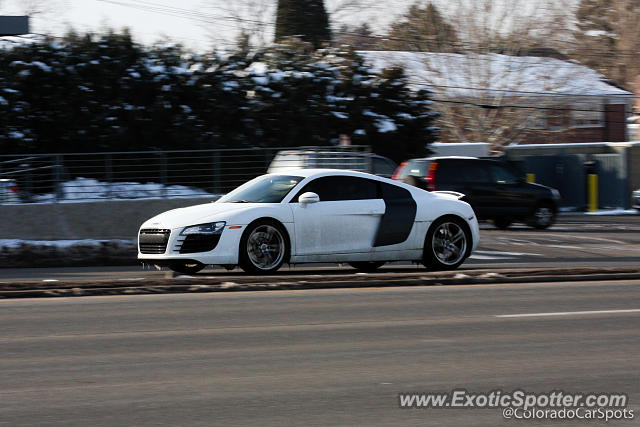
[431,221,467,266]
[246,224,286,270]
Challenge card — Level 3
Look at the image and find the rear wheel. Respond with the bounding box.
[492,217,512,230]
[348,261,385,272]
[528,203,555,229]
[239,219,289,274]
[423,217,470,271]
[169,262,205,275]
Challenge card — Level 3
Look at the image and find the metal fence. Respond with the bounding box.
[515,153,629,209]
[0,146,374,204]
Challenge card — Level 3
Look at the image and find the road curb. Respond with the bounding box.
[1,268,639,299]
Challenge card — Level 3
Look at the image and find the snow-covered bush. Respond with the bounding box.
[0,33,437,162]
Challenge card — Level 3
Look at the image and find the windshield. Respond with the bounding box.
[217,175,304,203]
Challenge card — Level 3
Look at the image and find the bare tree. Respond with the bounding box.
[370,0,595,151]
[200,0,368,50]
[19,0,53,16]
[447,0,574,54]
[572,0,640,90]
[0,0,67,34]
[381,2,459,52]
[333,23,382,50]
[200,0,274,50]
[416,53,607,151]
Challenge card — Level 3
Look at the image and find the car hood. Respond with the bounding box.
[526,182,555,192]
[141,202,265,229]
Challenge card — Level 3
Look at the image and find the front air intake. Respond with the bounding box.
[139,229,171,254]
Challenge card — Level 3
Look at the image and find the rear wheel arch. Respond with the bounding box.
[426,214,474,257]
[423,214,473,270]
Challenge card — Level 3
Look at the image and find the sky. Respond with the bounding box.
[0,0,412,52]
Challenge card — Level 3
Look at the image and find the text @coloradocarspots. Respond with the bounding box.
[501,407,635,422]
[398,390,632,412]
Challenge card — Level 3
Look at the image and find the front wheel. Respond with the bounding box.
[348,261,385,272]
[239,220,289,274]
[169,262,205,275]
[423,217,470,271]
[528,203,555,229]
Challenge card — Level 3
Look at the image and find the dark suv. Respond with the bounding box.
[393,157,561,229]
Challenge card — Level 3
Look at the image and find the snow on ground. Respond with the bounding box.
[0,239,134,249]
[559,207,638,215]
[584,209,639,215]
[0,238,137,268]
[27,177,216,203]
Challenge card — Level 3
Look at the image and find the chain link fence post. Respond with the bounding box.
[213,151,221,195]
[158,152,168,198]
[54,155,64,202]
[105,153,113,199]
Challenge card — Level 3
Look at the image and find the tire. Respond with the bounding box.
[239,219,289,274]
[169,262,205,275]
[492,217,512,230]
[423,216,470,271]
[528,203,555,229]
[348,261,385,272]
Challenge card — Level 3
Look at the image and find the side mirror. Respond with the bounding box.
[298,192,320,204]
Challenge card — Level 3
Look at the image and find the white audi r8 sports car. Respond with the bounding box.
[138,169,479,274]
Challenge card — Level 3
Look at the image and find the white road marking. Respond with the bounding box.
[469,255,514,260]
[496,309,640,318]
[474,250,543,257]
[469,249,543,260]
[542,233,627,245]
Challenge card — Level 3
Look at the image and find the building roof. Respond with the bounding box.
[359,51,634,99]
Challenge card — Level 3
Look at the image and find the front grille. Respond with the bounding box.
[175,234,221,254]
[139,229,171,254]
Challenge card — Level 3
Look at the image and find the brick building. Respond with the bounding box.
[360,51,635,148]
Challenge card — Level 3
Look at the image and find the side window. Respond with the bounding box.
[434,160,458,183]
[292,176,378,202]
[380,181,411,201]
[463,163,491,183]
[373,158,397,177]
[406,160,428,178]
[488,164,518,184]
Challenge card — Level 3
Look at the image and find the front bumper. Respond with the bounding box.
[469,215,480,252]
[137,226,243,266]
[633,191,640,210]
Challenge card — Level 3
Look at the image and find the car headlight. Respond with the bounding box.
[551,189,561,200]
[181,221,226,235]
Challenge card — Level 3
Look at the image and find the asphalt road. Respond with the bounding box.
[1,214,639,281]
[2,280,639,426]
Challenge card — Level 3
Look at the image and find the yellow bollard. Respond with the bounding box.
[588,174,598,212]
[526,173,535,183]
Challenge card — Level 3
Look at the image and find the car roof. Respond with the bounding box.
[268,168,385,179]
[274,168,427,203]
[274,150,391,160]
[410,156,480,161]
